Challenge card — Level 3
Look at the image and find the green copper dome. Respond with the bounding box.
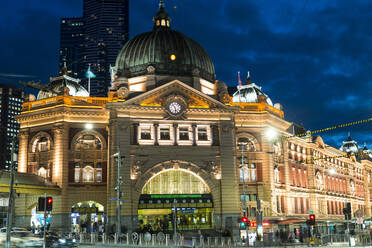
[115,3,215,82]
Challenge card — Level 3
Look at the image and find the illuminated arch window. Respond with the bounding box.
[31,135,52,152]
[239,164,256,182]
[74,133,103,150]
[38,167,48,178]
[82,165,94,183]
[142,169,210,194]
[237,137,255,152]
[74,163,103,183]
[274,166,280,183]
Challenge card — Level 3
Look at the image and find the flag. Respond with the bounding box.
[85,65,96,79]
[238,71,242,86]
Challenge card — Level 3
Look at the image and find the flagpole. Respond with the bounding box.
[238,71,241,102]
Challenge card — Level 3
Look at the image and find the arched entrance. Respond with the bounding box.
[71,201,105,233]
[138,169,214,232]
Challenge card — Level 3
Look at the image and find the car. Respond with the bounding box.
[0,227,28,233]
[0,231,42,247]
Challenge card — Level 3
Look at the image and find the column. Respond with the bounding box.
[132,123,139,145]
[211,124,219,146]
[192,124,197,146]
[52,124,69,187]
[363,168,371,217]
[173,123,178,146]
[154,123,159,146]
[17,129,29,173]
[282,139,292,215]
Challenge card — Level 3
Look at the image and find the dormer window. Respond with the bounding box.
[156,20,160,26]
[161,19,166,26]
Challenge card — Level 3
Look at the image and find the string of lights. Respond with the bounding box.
[283,117,372,140]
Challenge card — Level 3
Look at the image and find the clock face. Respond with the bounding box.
[168,101,182,114]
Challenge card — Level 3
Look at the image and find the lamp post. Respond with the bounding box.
[5,136,17,248]
[113,148,124,243]
[238,142,249,245]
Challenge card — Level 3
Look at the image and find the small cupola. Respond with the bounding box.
[153,0,170,29]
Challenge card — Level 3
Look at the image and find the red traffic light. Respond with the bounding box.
[47,198,53,204]
[309,214,315,221]
[242,217,248,223]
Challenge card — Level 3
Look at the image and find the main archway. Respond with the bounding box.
[138,169,214,231]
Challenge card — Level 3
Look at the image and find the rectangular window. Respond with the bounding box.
[179,127,189,140]
[96,168,102,182]
[160,128,170,140]
[197,127,208,141]
[140,127,151,140]
[74,168,80,183]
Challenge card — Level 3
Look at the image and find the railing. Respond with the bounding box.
[22,95,110,112]
[28,151,52,162]
[70,150,107,161]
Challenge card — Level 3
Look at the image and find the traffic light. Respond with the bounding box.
[38,197,45,211]
[343,203,352,220]
[46,197,53,211]
[308,214,315,225]
[38,197,53,211]
[240,216,249,228]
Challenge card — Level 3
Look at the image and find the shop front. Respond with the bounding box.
[138,169,214,232]
[71,201,105,233]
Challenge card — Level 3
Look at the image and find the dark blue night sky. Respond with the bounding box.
[0,0,370,148]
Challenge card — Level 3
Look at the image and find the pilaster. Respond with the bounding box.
[17,129,29,173]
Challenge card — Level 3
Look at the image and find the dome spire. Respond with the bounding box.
[154,0,170,29]
[159,0,165,9]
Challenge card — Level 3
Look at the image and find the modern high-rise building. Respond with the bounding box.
[59,18,85,78]
[59,0,129,97]
[82,0,129,96]
[0,84,24,170]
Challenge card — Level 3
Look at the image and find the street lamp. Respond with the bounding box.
[265,128,278,141]
[329,168,336,175]
[85,123,93,130]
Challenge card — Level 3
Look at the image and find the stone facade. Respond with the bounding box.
[13,79,372,234]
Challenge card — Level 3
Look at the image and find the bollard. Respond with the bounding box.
[90,232,94,243]
[214,237,218,247]
[152,234,156,246]
[102,233,106,244]
[207,237,211,247]
[221,237,225,247]
[166,234,170,246]
[80,233,84,243]
[200,235,205,248]
[227,238,231,247]
[114,233,118,244]
[139,233,143,245]
[192,237,197,247]
[126,233,129,245]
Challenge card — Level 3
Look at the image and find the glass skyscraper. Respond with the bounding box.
[59,0,129,97]
[0,84,24,170]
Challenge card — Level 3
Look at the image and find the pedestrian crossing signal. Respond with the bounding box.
[240,216,248,228]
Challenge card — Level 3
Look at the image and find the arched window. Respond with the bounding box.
[75,134,102,150]
[38,167,48,178]
[74,163,103,183]
[274,166,280,183]
[237,137,255,152]
[142,169,209,194]
[82,166,94,183]
[239,163,256,182]
[31,135,51,152]
[315,171,323,190]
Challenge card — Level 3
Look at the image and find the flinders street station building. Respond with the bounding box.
[12,3,372,236]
